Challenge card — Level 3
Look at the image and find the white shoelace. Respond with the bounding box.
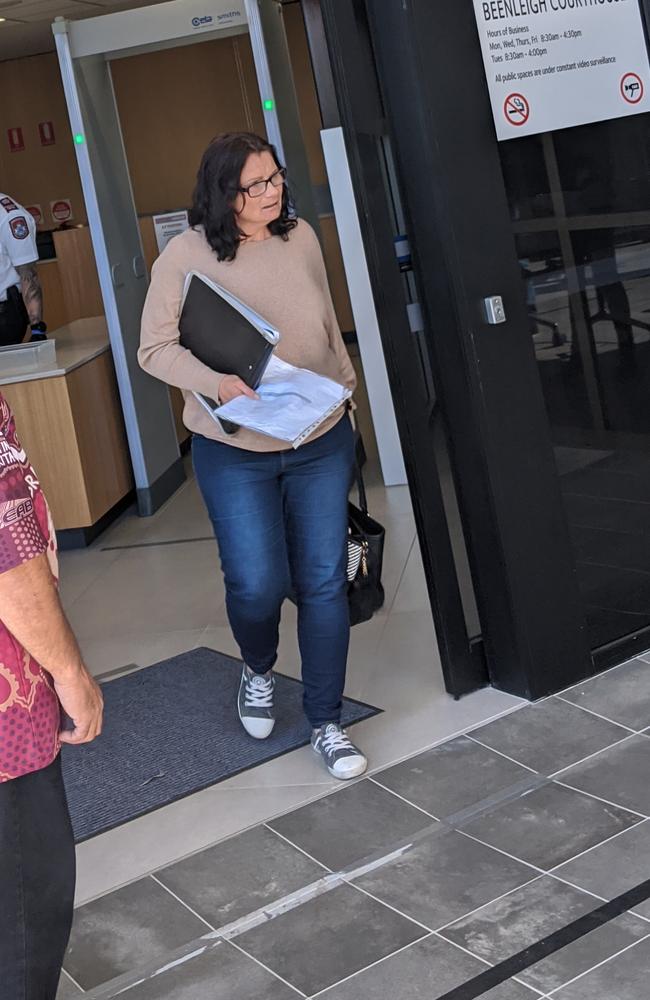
[322,727,355,755]
[245,674,274,709]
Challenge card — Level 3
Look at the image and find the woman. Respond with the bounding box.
[139,132,366,780]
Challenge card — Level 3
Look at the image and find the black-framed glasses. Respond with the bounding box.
[239,167,287,199]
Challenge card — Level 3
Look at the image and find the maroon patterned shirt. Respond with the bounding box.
[0,392,60,781]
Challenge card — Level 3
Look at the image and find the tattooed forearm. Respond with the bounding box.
[16,264,43,325]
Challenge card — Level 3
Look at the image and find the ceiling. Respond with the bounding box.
[0,0,173,61]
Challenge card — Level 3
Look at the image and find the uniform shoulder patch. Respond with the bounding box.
[0,197,18,213]
[9,216,29,240]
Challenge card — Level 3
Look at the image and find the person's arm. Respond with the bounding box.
[139,245,232,400]
[0,554,102,745]
[16,261,43,325]
[2,212,42,326]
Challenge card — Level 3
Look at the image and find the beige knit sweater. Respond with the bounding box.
[138,219,356,451]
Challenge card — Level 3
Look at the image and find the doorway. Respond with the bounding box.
[54,0,406,521]
[313,0,650,696]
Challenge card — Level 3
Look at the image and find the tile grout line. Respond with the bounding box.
[433,872,545,935]
[381,533,417,619]
[149,874,217,932]
[359,698,530,781]
[226,939,308,998]
[556,654,648,696]
[224,780,336,791]
[548,732,640,779]
[431,932,495,970]
[60,967,85,993]
[553,694,641,734]
[456,830,549,876]
[546,871,650,925]
[101,536,216,553]
[366,776,441,821]
[307,933,435,999]
[547,818,649,878]
[510,976,549,998]
[263,824,334,873]
[434,873,546,936]
[552,779,650,821]
[340,878,434,934]
[59,548,123,615]
[464,735,540,774]
[544,933,650,997]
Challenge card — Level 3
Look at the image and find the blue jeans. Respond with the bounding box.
[193,417,355,729]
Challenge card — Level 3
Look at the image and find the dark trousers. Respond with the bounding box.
[0,285,29,347]
[193,417,355,728]
[0,756,76,1000]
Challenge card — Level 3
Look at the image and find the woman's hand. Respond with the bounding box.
[218,375,259,404]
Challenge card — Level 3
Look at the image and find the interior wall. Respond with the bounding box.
[0,20,354,334]
[0,53,87,228]
[110,34,266,215]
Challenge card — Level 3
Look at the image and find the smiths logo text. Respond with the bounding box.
[217,9,241,22]
[191,14,213,27]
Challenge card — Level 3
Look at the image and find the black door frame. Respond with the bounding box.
[301,0,489,698]
[312,0,595,699]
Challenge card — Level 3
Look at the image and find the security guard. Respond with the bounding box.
[0,194,46,347]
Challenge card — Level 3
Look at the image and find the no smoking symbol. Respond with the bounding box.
[621,73,644,104]
[504,92,530,127]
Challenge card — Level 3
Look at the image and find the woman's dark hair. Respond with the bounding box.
[189,132,297,261]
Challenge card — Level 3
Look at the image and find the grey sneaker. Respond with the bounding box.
[238,665,275,739]
[311,723,367,780]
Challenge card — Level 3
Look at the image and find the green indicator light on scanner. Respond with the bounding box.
[263,99,275,111]
[74,133,85,145]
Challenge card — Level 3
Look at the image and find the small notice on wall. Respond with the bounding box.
[26,205,43,226]
[472,0,650,140]
[7,127,24,153]
[153,211,190,253]
[51,199,73,224]
[38,121,56,147]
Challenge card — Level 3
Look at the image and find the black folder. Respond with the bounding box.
[179,273,279,434]
[179,273,277,393]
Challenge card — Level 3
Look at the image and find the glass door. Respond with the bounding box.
[500,110,650,654]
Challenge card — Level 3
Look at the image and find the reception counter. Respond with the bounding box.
[0,318,134,544]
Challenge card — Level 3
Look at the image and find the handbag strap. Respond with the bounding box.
[353,431,369,514]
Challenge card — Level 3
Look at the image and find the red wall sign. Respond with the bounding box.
[38,121,56,146]
[7,127,24,153]
[26,205,43,226]
[50,199,73,224]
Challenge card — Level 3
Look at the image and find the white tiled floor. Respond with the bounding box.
[59,462,523,905]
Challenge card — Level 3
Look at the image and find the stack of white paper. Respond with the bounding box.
[200,356,351,448]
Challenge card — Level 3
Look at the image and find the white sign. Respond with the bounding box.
[473,0,650,140]
[153,210,190,254]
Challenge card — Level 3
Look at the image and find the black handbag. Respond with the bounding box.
[347,460,385,626]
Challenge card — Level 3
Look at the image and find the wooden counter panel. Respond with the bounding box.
[66,354,134,522]
[53,229,103,322]
[2,352,133,530]
[37,261,69,332]
[1,376,91,527]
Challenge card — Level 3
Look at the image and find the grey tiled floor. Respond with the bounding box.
[58,655,650,999]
